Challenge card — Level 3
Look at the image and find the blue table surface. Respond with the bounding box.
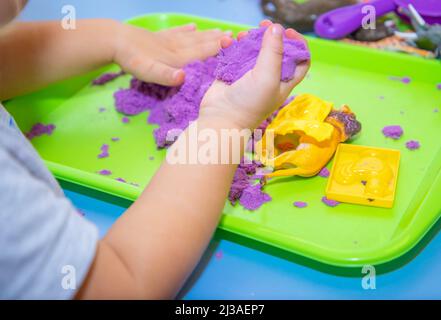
[19,0,441,299]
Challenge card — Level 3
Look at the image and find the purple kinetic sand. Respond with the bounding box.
[26,123,56,140]
[110,27,309,209]
[98,169,112,176]
[116,178,127,183]
[437,83,441,90]
[113,27,308,149]
[92,71,125,86]
[239,184,272,211]
[318,167,330,178]
[389,76,411,84]
[215,250,224,260]
[293,201,308,208]
[122,117,130,124]
[229,159,265,206]
[322,196,340,207]
[215,27,310,84]
[111,137,120,142]
[382,125,403,140]
[98,144,110,159]
[406,140,420,150]
[114,89,152,115]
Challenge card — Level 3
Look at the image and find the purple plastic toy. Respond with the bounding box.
[314,0,441,39]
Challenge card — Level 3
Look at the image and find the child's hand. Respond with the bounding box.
[113,23,230,87]
[200,21,310,130]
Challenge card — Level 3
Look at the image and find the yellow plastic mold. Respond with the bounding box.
[326,144,401,208]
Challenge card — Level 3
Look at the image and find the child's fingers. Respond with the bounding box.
[180,40,224,61]
[285,28,305,42]
[280,60,310,96]
[221,36,234,48]
[179,29,227,46]
[131,59,185,86]
[254,24,284,83]
[237,31,248,41]
[167,23,197,33]
[260,20,273,28]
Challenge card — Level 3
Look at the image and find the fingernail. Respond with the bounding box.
[272,24,283,36]
[173,69,184,80]
[237,31,248,40]
[221,36,233,48]
[285,28,302,39]
[185,23,196,30]
[224,30,233,36]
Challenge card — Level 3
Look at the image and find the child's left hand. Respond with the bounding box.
[113,23,230,87]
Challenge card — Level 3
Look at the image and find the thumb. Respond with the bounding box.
[129,59,185,87]
[254,24,284,82]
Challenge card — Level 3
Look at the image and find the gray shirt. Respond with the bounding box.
[0,103,98,299]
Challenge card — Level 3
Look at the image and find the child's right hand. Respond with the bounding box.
[200,21,310,130]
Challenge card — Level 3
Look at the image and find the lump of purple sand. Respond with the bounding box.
[229,160,265,206]
[318,167,330,178]
[382,125,403,140]
[114,89,157,115]
[98,169,112,176]
[215,27,310,84]
[401,77,411,84]
[150,58,218,148]
[229,167,252,205]
[322,196,340,207]
[26,123,56,140]
[389,76,411,84]
[98,144,109,159]
[437,83,441,90]
[240,184,272,211]
[215,250,224,260]
[111,137,120,142]
[116,178,127,183]
[294,201,308,208]
[406,140,420,150]
[92,71,125,86]
[122,117,130,124]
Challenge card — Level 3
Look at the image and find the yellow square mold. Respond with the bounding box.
[326,144,401,208]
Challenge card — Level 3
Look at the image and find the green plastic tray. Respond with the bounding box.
[5,14,441,268]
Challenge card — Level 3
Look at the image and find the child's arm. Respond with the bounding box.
[0,19,226,100]
[76,22,310,299]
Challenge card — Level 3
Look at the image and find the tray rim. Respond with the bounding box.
[7,13,441,268]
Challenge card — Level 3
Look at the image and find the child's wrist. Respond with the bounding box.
[198,109,250,131]
[106,19,124,63]
[199,107,261,132]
